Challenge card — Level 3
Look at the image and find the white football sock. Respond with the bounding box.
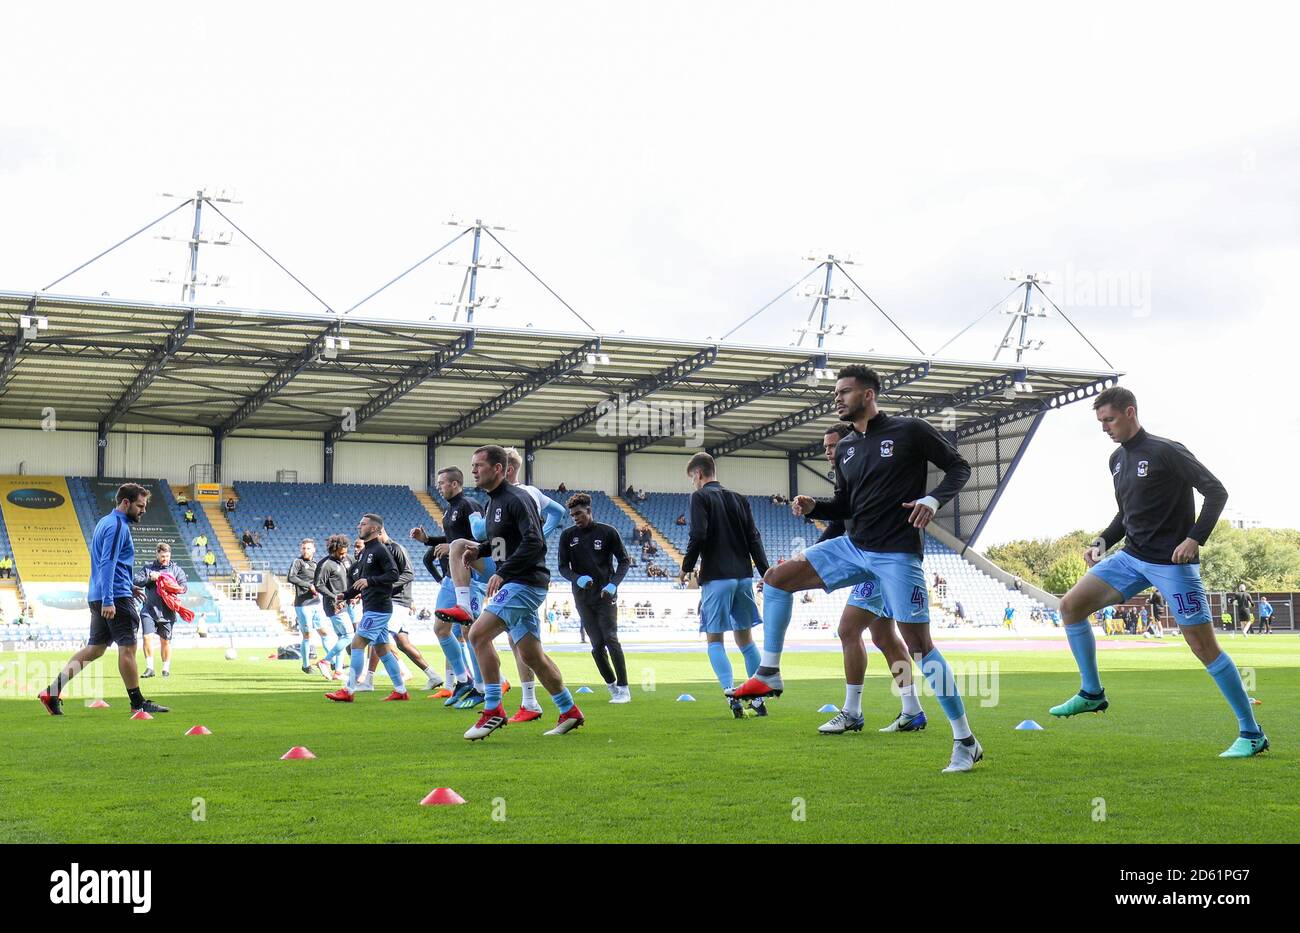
[843,683,864,717]
[899,682,922,716]
[760,650,781,668]
[455,586,471,612]
[949,714,972,741]
[521,680,536,706]
[162,659,171,674]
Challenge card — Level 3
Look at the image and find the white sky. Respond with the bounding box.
[3,2,1298,543]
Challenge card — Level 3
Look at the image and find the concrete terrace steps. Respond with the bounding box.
[201,501,253,573]
[413,490,445,527]
[612,495,686,567]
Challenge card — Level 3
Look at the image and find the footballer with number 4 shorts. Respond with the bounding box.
[1048,386,1268,758]
[729,364,981,773]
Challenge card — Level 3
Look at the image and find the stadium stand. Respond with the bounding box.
[624,490,1046,625]
[233,481,440,582]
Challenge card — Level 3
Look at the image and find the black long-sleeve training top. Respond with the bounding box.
[425,492,482,578]
[132,560,188,621]
[682,480,770,583]
[385,540,415,608]
[557,521,630,590]
[314,555,349,611]
[809,412,970,555]
[484,481,550,588]
[1098,428,1228,565]
[287,556,319,605]
[342,538,400,614]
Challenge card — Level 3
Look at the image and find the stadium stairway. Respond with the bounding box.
[612,494,685,567]
[201,501,252,573]
[413,489,444,527]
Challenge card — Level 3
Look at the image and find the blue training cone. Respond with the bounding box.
[818,704,839,713]
[1016,719,1044,731]
[676,694,696,702]
[575,686,594,694]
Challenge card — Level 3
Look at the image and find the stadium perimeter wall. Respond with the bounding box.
[0,424,829,497]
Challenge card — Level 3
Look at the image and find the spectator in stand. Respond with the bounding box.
[557,482,568,493]
[225,497,236,513]
[625,484,636,500]
[1258,596,1273,634]
[251,532,263,549]
[0,554,11,578]
[241,530,254,550]
[417,607,432,621]
[675,513,687,526]
[955,601,965,622]
[263,515,276,534]
[183,506,196,524]
[203,550,216,576]
[176,490,189,506]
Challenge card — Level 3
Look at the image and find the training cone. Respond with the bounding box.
[420,787,466,806]
[185,725,212,736]
[818,703,839,713]
[280,746,316,760]
[130,709,154,721]
[575,685,594,694]
[1016,719,1045,731]
[502,679,511,693]
[87,699,110,709]
[676,694,696,702]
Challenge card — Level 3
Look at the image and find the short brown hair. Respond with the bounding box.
[686,451,716,478]
[300,537,316,548]
[156,542,171,553]
[567,492,592,510]
[1094,386,1136,412]
[474,445,510,472]
[437,466,464,486]
[116,482,149,505]
[824,422,855,441]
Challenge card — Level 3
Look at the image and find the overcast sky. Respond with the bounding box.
[3,2,1297,544]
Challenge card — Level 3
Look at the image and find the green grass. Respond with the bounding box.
[2,639,1297,843]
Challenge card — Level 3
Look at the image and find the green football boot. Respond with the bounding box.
[1219,735,1269,758]
[1049,690,1109,717]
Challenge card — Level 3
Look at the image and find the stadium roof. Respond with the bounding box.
[0,290,1120,462]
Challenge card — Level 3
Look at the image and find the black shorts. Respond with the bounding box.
[140,608,175,640]
[89,598,141,647]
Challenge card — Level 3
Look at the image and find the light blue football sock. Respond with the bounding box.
[484,681,502,709]
[379,650,406,691]
[761,585,794,662]
[438,634,467,679]
[707,642,734,691]
[739,641,761,678]
[921,648,967,723]
[346,647,364,690]
[299,634,310,666]
[466,642,484,690]
[1065,621,1102,694]
[1206,652,1261,736]
[324,635,344,668]
[550,688,574,714]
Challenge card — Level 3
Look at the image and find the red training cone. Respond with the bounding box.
[280,746,316,760]
[87,699,110,709]
[130,709,154,720]
[420,787,466,806]
[185,725,212,735]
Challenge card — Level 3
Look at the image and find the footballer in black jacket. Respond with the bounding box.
[462,445,585,741]
[730,365,981,774]
[1048,386,1266,758]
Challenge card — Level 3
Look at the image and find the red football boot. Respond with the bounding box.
[325,688,354,702]
[728,672,784,699]
[382,690,411,701]
[434,605,472,624]
[508,706,543,723]
[544,705,585,735]
[38,689,64,716]
[464,705,508,740]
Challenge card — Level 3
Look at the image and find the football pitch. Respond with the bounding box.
[2,640,1296,844]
